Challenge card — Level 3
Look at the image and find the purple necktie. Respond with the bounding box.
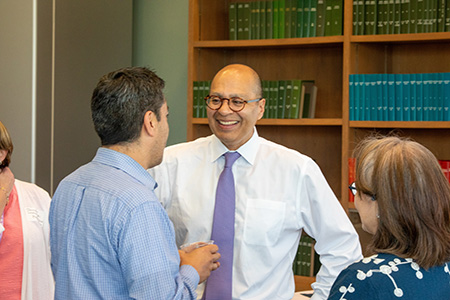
[203,151,241,300]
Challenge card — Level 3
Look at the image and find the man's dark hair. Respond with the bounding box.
[91,67,165,146]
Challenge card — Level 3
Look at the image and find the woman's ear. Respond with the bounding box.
[0,150,7,163]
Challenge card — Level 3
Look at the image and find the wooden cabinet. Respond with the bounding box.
[187,0,450,212]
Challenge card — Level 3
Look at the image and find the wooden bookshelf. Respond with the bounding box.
[188,0,450,222]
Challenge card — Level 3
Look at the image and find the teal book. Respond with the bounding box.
[316,0,325,36]
[415,73,424,121]
[368,74,378,120]
[349,75,355,120]
[416,0,425,33]
[273,0,280,39]
[278,80,287,118]
[309,0,318,37]
[387,74,396,121]
[432,73,441,121]
[443,73,450,121]
[284,80,293,118]
[260,1,267,39]
[269,80,279,118]
[395,74,403,121]
[410,73,417,121]
[354,75,361,120]
[229,2,238,40]
[400,0,411,34]
[267,1,274,39]
[437,73,444,121]
[331,0,344,35]
[291,80,302,118]
[359,74,366,120]
[394,0,401,33]
[382,73,389,121]
[303,0,311,37]
[402,73,411,121]
[363,75,370,120]
[279,0,286,38]
[376,74,384,120]
[285,0,292,38]
[297,0,305,37]
[423,73,432,121]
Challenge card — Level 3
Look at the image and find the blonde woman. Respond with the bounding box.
[0,121,54,299]
[328,136,450,299]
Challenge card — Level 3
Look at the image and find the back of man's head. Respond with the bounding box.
[91,67,165,146]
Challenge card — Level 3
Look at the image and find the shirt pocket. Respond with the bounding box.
[243,199,286,246]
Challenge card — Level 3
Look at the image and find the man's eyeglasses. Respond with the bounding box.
[205,95,262,112]
[348,181,376,201]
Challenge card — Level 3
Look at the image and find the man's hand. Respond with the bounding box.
[179,244,221,283]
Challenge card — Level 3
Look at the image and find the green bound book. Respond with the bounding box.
[376,0,387,34]
[410,0,418,33]
[284,80,293,118]
[278,80,287,118]
[269,80,279,118]
[201,81,211,118]
[303,0,311,37]
[446,0,450,32]
[353,0,359,35]
[229,3,237,40]
[297,0,305,37]
[193,81,200,118]
[260,1,267,39]
[438,0,446,32]
[266,1,274,39]
[262,80,270,118]
[331,0,344,36]
[324,0,333,36]
[285,0,292,38]
[273,0,280,38]
[291,0,298,37]
[388,0,395,34]
[316,0,326,36]
[394,0,401,33]
[400,0,411,34]
[279,0,286,38]
[357,0,366,34]
[309,0,318,37]
[250,2,259,39]
[364,0,377,35]
[290,80,302,118]
[416,0,425,33]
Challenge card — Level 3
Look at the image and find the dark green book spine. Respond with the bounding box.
[310,0,318,37]
[278,80,286,118]
[400,0,411,34]
[284,80,293,118]
[229,3,237,40]
[410,0,418,33]
[331,0,344,35]
[304,0,311,37]
[297,0,305,37]
[285,0,292,38]
[279,0,286,38]
[394,0,401,33]
[291,0,298,37]
[273,0,280,38]
[267,1,274,39]
[317,0,326,36]
[324,0,333,35]
[388,0,395,33]
[438,0,446,32]
[260,1,267,39]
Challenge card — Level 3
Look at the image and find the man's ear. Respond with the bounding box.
[143,110,157,137]
[257,98,266,120]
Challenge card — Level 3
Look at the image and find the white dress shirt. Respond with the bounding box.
[149,128,362,300]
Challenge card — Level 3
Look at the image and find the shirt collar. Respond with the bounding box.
[210,127,260,165]
[93,147,157,189]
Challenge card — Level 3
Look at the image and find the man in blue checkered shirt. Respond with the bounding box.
[49,67,220,299]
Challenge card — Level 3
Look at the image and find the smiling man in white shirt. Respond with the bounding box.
[149,64,362,300]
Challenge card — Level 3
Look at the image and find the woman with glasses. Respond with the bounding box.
[328,135,450,299]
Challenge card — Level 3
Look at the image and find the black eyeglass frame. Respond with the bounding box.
[204,95,262,112]
[348,181,376,201]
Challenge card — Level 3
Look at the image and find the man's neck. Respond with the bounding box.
[103,143,149,169]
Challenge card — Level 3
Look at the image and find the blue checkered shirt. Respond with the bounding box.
[50,148,199,299]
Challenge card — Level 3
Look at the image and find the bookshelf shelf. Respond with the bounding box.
[350,32,450,43]
[350,121,450,129]
[193,36,344,48]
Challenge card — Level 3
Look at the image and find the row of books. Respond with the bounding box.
[348,158,450,202]
[353,0,450,35]
[192,81,211,118]
[349,73,450,121]
[292,234,321,276]
[262,80,317,119]
[229,0,344,40]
